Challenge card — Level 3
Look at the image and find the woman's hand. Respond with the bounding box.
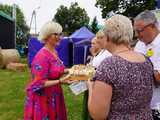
[59,77,75,84]
[64,68,69,74]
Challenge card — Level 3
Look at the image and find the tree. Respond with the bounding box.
[0,4,29,45]
[90,16,99,33]
[95,0,155,18]
[54,2,90,35]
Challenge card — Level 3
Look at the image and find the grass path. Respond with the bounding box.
[0,61,83,120]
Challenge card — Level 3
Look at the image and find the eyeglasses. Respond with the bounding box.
[52,33,62,36]
[134,24,153,34]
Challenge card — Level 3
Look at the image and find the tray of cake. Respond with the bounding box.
[61,64,96,81]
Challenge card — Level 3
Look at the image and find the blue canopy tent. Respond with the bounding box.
[156,0,160,8]
[56,37,70,67]
[28,37,44,67]
[28,37,70,67]
[70,26,95,42]
[69,26,95,64]
[74,39,91,64]
[28,26,95,67]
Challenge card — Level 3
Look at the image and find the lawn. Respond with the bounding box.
[0,58,84,120]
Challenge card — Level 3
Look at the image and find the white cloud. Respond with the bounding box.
[0,0,104,33]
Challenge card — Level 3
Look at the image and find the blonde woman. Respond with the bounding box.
[91,30,112,68]
[87,37,101,64]
[88,15,154,120]
[24,21,67,120]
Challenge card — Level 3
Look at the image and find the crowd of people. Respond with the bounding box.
[24,10,160,120]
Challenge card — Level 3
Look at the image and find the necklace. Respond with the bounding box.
[114,49,130,55]
[44,47,63,64]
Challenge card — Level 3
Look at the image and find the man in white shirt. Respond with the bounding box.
[90,30,112,68]
[134,10,160,120]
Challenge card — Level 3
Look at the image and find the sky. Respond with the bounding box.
[0,0,105,33]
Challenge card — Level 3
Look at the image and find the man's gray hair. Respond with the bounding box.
[134,10,157,25]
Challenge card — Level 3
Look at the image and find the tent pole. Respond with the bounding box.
[69,38,73,66]
[83,46,88,64]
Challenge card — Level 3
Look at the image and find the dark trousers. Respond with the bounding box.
[152,110,160,120]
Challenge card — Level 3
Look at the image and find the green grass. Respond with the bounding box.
[0,58,84,120]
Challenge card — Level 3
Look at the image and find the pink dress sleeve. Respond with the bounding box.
[27,53,49,92]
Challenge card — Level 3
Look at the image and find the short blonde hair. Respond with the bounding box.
[38,21,62,42]
[96,29,105,38]
[103,14,133,45]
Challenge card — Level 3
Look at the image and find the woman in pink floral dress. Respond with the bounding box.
[24,21,68,120]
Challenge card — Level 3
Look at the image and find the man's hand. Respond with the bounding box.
[154,70,160,84]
